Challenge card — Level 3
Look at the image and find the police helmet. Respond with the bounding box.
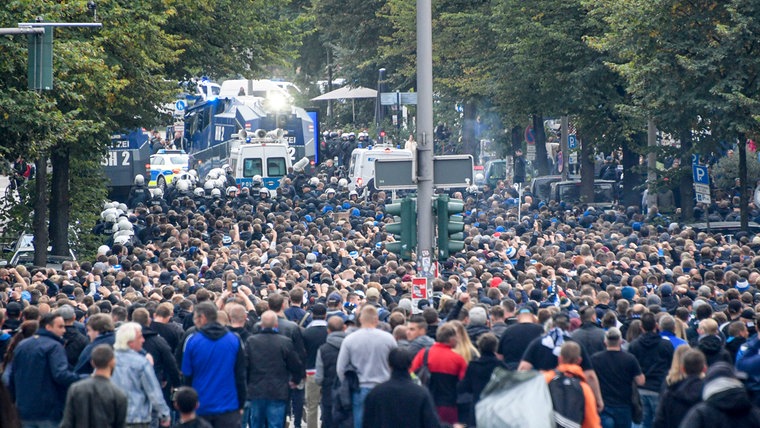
[259,187,269,196]
[114,235,131,245]
[211,188,221,198]
[194,187,205,197]
[338,178,348,188]
[117,219,133,231]
[226,186,238,196]
[97,245,111,256]
[134,175,145,186]
[252,175,263,185]
[105,213,118,224]
[215,178,226,189]
[204,181,214,190]
[177,179,190,192]
[223,164,232,174]
[152,188,163,198]
[309,177,319,187]
[206,170,219,181]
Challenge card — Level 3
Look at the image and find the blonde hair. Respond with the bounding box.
[114,322,142,351]
[449,320,480,363]
[665,345,691,385]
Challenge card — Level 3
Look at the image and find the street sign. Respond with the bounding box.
[411,277,429,313]
[433,155,474,188]
[691,153,700,165]
[694,183,710,194]
[175,100,186,112]
[380,92,397,106]
[374,159,416,190]
[525,125,535,145]
[526,144,536,161]
[375,155,475,190]
[696,193,711,203]
[692,165,709,185]
[400,92,418,105]
[381,91,417,106]
[568,134,578,149]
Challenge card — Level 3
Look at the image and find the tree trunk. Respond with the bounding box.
[49,147,71,256]
[532,114,549,175]
[622,133,644,208]
[33,155,48,267]
[679,131,694,221]
[580,137,595,203]
[739,134,749,231]
[511,126,522,154]
[462,101,479,159]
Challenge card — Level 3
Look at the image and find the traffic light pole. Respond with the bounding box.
[416,0,435,277]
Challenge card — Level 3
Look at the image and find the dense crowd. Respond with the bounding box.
[2,158,760,428]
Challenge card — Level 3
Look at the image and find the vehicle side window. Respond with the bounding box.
[243,158,263,177]
[267,158,286,177]
[152,157,163,165]
[349,154,359,177]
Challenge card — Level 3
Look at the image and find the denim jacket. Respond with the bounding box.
[111,348,170,423]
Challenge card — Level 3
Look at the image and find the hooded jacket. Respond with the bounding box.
[653,375,703,428]
[679,379,760,428]
[698,335,732,367]
[181,322,246,416]
[245,329,303,401]
[628,331,674,392]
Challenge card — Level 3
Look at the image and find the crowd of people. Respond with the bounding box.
[3,155,760,428]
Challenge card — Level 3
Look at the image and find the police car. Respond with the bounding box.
[147,150,190,190]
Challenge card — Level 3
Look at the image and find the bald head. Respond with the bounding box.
[359,305,379,327]
[260,310,279,329]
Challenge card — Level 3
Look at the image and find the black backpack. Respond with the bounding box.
[415,347,432,386]
[548,369,585,428]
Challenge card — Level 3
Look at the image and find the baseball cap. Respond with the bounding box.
[366,288,380,299]
[327,292,342,304]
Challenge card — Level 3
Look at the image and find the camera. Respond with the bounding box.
[231,282,239,293]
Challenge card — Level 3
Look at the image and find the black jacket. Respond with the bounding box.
[571,322,606,357]
[628,332,674,392]
[679,384,760,428]
[302,321,328,370]
[74,331,115,374]
[653,375,703,428]
[697,335,732,367]
[317,332,345,407]
[142,326,181,389]
[245,329,303,401]
[150,320,184,354]
[362,371,441,428]
[60,375,128,428]
[63,325,88,368]
[458,352,506,426]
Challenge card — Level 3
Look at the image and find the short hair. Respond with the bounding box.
[90,344,115,369]
[698,318,719,335]
[640,312,657,332]
[728,320,747,337]
[260,311,279,329]
[408,314,427,329]
[490,305,505,320]
[154,303,173,318]
[225,303,247,324]
[267,293,285,312]
[327,316,344,332]
[388,348,413,372]
[659,315,676,333]
[114,322,142,351]
[111,306,128,322]
[359,305,379,325]
[388,312,406,331]
[501,298,516,313]
[559,341,582,365]
[422,307,438,325]
[552,312,570,331]
[682,349,706,376]
[289,287,304,305]
[87,313,115,333]
[477,333,498,354]
[173,386,199,414]
[695,303,713,320]
[436,322,457,344]
[193,301,218,323]
[131,308,151,328]
[39,313,61,330]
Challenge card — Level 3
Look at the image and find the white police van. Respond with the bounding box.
[230,129,293,190]
[348,145,414,193]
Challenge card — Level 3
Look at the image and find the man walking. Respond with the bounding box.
[627,312,674,428]
[590,327,645,428]
[336,305,397,428]
[60,344,128,428]
[245,311,304,428]
[315,316,347,428]
[302,304,329,428]
[111,322,171,427]
[9,312,84,427]
[74,313,115,374]
[181,301,247,427]
[405,314,434,357]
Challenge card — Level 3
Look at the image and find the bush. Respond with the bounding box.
[712,151,760,193]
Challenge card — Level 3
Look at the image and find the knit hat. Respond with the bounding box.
[621,286,636,301]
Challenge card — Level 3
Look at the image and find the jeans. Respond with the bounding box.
[639,392,659,428]
[290,386,305,427]
[600,405,632,428]
[305,375,321,428]
[248,399,287,428]
[21,421,58,428]
[199,410,242,428]
[351,387,372,428]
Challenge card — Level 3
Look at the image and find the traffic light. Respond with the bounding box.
[436,195,465,260]
[385,197,416,261]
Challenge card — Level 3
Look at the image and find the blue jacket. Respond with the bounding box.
[660,331,688,350]
[181,322,246,416]
[74,331,115,374]
[9,329,84,422]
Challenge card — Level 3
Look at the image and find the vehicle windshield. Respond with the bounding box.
[243,158,263,177]
[267,158,287,177]
[557,183,615,204]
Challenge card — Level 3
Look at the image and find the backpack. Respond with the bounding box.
[548,370,585,428]
[415,347,432,387]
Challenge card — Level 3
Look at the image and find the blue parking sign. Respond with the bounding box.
[692,165,709,185]
[568,134,578,149]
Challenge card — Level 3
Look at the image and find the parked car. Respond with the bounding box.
[549,180,617,209]
[1,233,77,270]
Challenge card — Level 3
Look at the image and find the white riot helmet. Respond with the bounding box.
[309,177,319,187]
[117,219,133,231]
[252,175,263,186]
[97,245,111,257]
[176,179,190,192]
[194,187,205,197]
[214,178,226,189]
[189,169,199,181]
[118,203,127,213]
[152,188,163,198]
[259,187,270,197]
[204,180,214,191]
[211,188,222,198]
[223,164,232,174]
[206,170,219,181]
[104,213,118,224]
[134,175,145,186]
[114,234,131,245]
[338,178,348,189]
[226,186,238,196]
